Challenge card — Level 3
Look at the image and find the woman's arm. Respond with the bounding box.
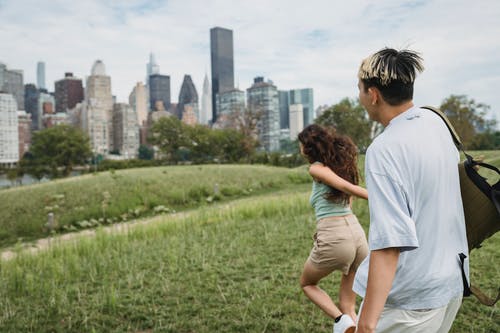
[309,163,368,200]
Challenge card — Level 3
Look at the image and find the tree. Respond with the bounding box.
[226,106,261,154]
[23,124,92,177]
[138,145,154,160]
[149,116,190,163]
[440,95,497,149]
[315,98,373,152]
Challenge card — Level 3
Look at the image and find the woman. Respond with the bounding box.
[298,124,368,333]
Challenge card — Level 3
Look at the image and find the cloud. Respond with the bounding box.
[1,0,499,124]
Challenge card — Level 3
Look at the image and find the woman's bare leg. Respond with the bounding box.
[338,269,357,321]
[300,260,342,319]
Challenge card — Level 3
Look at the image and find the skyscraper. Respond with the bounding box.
[129,82,148,126]
[289,104,304,140]
[278,90,290,129]
[200,74,212,125]
[113,103,139,158]
[0,63,24,111]
[149,74,170,111]
[215,89,245,128]
[210,27,234,121]
[83,60,114,155]
[37,61,46,90]
[178,75,198,120]
[247,77,280,152]
[289,88,314,127]
[146,53,160,86]
[24,83,39,129]
[18,111,31,159]
[0,93,19,165]
[54,72,84,113]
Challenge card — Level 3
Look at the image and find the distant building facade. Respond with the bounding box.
[24,83,39,129]
[0,93,19,165]
[37,61,46,90]
[54,72,84,114]
[278,90,290,129]
[247,77,280,152]
[82,60,114,156]
[210,27,234,121]
[149,74,170,112]
[289,88,314,127]
[113,103,139,158]
[178,75,198,120]
[37,90,56,129]
[17,110,31,158]
[289,104,304,141]
[146,53,160,87]
[215,89,245,128]
[129,82,149,145]
[0,63,24,111]
[200,74,212,125]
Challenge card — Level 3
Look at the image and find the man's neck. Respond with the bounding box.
[379,101,414,127]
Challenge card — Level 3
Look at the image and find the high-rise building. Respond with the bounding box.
[215,89,245,128]
[149,74,170,111]
[289,88,314,127]
[113,103,139,159]
[210,27,234,121]
[146,53,160,87]
[18,111,31,159]
[24,83,39,129]
[247,77,280,152]
[289,104,304,141]
[82,60,114,155]
[129,82,148,145]
[178,75,198,120]
[37,61,46,90]
[129,82,148,126]
[200,74,212,125]
[0,63,24,111]
[37,90,55,129]
[0,93,19,165]
[54,72,84,113]
[278,90,290,129]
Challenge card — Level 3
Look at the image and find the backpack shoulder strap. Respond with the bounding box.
[420,106,464,151]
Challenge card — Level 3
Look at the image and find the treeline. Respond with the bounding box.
[3,94,497,182]
[316,95,499,152]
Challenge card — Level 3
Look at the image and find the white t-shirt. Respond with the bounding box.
[353,106,469,310]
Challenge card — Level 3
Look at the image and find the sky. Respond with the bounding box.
[1,0,500,125]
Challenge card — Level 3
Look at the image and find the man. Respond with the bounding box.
[353,48,469,333]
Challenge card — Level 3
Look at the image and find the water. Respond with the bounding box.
[0,171,83,189]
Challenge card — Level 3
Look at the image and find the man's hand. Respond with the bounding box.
[356,248,400,333]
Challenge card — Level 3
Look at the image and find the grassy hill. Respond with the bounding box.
[0,164,310,247]
[0,153,498,332]
[0,190,497,332]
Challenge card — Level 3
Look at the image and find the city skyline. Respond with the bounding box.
[1,1,500,123]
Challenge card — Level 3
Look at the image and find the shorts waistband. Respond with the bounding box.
[317,214,356,224]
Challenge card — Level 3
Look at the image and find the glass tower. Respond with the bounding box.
[210,27,234,122]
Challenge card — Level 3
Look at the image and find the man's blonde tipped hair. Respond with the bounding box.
[358,48,424,86]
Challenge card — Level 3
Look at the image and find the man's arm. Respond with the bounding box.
[356,248,400,333]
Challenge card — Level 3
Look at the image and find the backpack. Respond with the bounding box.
[422,106,500,306]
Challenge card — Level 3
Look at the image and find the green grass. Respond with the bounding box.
[0,164,310,248]
[0,189,497,332]
[0,152,498,332]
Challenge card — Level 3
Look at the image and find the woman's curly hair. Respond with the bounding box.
[298,124,360,205]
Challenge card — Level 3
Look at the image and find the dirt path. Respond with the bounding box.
[0,212,187,261]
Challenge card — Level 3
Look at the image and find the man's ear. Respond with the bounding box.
[368,87,380,105]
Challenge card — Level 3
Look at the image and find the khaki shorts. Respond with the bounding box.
[359,297,462,333]
[307,214,368,275]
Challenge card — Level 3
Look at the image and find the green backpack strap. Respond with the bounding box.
[421,106,500,306]
[420,106,463,150]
